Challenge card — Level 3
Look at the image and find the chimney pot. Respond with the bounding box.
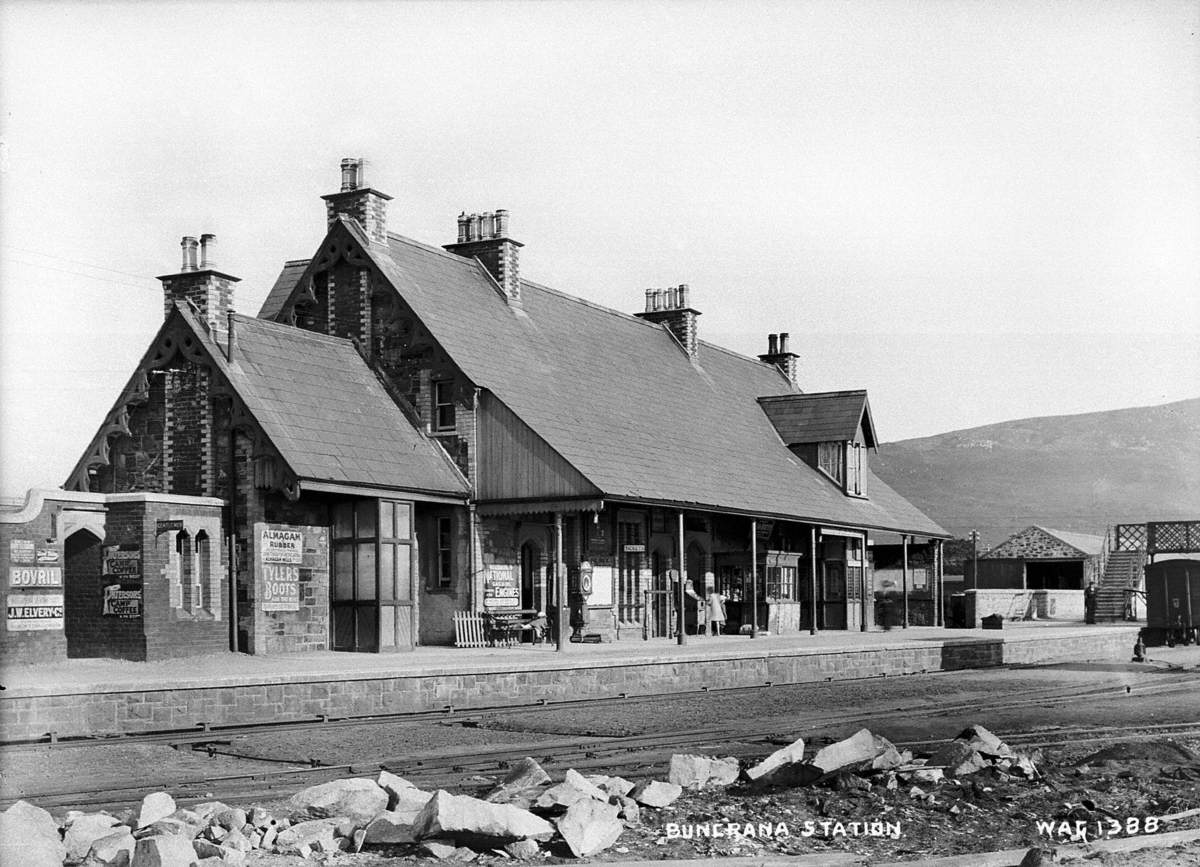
[340,158,362,192]
[677,283,690,309]
[469,213,481,242]
[666,286,678,309]
[457,212,469,243]
[481,212,496,239]
[779,332,790,353]
[495,209,509,236]
[199,233,216,269]
[644,288,655,312]
[180,236,199,272]
[768,333,778,355]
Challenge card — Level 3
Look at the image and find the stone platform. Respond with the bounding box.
[0,623,1141,743]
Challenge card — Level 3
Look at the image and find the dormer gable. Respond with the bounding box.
[758,390,877,497]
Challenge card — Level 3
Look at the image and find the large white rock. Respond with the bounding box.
[273,817,343,855]
[486,757,551,804]
[378,771,427,810]
[811,728,878,775]
[928,740,989,777]
[602,776,635,798]
[192,837,245,863]
[131,833,198,867]
[288,777,389,826]
[412,790,554,842]
[136,793,177,829]
[66,812,123,860]
[84,827,136,866]
[667,754,739,789]
[534,769,608,810]
[746,737,806,782]
[362,810,417,844]
[556,798,623,857]
[0,799,66,867]
[629,780,682,808]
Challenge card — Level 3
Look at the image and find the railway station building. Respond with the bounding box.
[2,160,948,661]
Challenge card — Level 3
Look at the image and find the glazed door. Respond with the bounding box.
[331,499,415,652]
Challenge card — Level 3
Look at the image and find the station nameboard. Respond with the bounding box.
[7,593,64,631]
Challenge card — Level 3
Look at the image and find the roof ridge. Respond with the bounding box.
[236,312,356,348]
[283,258,311,266]
[761,389,867,401]
[385,232,491,267]
[517,279,796,372]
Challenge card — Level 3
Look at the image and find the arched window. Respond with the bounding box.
[175,530,192,610]
[194,531,210,613]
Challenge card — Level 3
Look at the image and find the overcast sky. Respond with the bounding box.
[1,0,1197,498]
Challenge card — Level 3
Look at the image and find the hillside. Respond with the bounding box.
[871,397,1200,547]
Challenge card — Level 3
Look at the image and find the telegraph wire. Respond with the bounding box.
[0,255,157,292]
[0,243,158,281]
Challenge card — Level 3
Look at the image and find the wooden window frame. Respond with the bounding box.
[436,515,453,588]
[433,381,456,432]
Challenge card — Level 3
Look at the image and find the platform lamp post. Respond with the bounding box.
[970,529,980,591]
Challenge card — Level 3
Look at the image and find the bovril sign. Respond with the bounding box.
[9,566,63,588]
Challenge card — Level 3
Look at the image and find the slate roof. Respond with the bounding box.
[1037,527,1105,557]
[69,303,468,499]
[758,391,877,447]
[259,224,946,537]
[218,313,468,497]
[982,525,1104,559]
[261,259,310,319]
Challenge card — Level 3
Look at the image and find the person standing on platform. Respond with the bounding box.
[1084,580,1098,624]
[707,590,727,636]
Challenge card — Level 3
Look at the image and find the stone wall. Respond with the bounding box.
[0,627,1138,742]
[963,588,1085,627]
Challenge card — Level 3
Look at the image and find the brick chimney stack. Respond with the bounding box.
[444,208,524,304]
[635,284,701,357]
[759,331,799,386]
[159,233,240,349]
[321,157,392,245]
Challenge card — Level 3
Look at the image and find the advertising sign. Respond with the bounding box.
[35,548,60,564]
[9,566,63,588]
[9,540,35,564]
[483,565,520,609]
[256,524,306,612]
[7,593,64,631]
[102,584,142,619]
[103,545,141,577]
[260,528,303,564]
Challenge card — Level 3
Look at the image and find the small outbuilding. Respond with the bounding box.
[971,526,1103,591]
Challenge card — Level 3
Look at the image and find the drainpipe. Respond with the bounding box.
[227,415,239,652]
[902,534,909,628]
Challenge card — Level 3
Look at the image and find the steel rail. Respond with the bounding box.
[4,674,1197,813]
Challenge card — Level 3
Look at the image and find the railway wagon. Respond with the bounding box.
[1142,558,1200,646]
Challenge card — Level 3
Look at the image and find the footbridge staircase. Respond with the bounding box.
[1097,521,1200,621]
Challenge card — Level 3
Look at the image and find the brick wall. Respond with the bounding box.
[0,503,68,662]
[96,375,167,494]
[108,498,229,660]
[65,509,144,661]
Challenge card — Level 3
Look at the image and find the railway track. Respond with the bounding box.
[4,669,1197,813]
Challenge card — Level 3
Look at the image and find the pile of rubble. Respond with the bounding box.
[0,758,698,866]
[0,723,1046,866]
[743,723,1042,796]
